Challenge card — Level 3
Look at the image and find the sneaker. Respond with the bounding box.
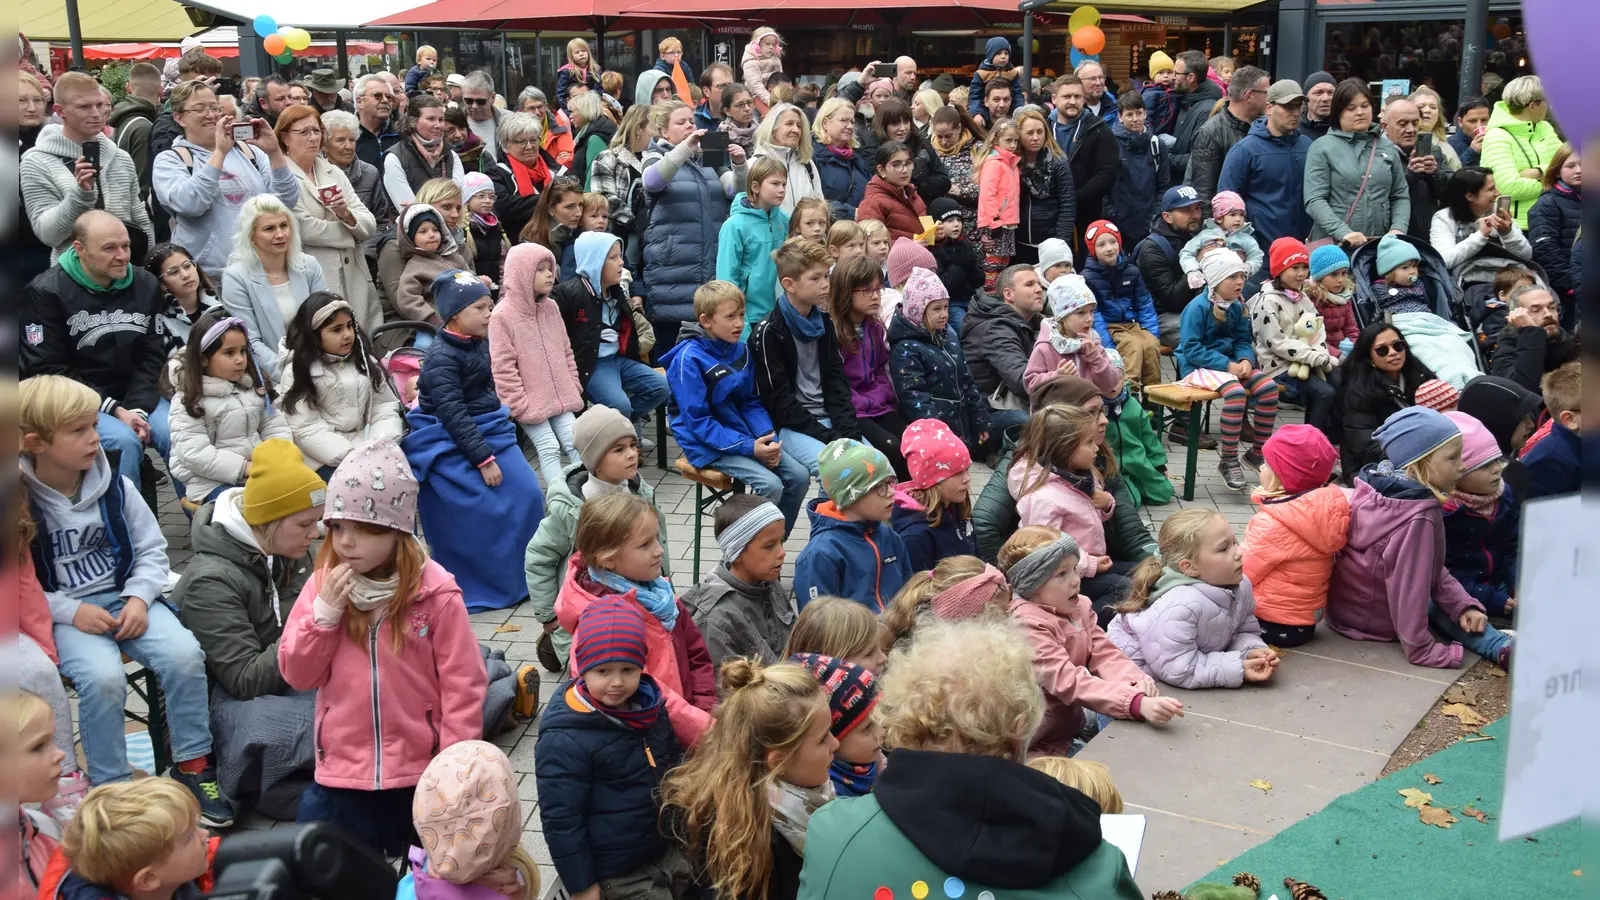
[43,771,91,827]
[1496,644,1513,673]
[1167,420,1218,450]
[169,765,235,828]
[637,434,657,454]
[511,665,542,722]
[1218,457,1248,491]
[1241,448,1265,472]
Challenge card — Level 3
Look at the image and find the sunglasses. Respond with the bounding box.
[1373,340,1408,358]
[463,97,490,106]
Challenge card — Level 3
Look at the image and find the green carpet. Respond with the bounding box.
[1191,718,1581,899]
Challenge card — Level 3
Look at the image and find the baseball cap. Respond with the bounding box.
[1266,79,1305,106]
[1161,185,1203,212]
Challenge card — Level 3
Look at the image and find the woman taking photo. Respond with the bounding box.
[486,112,554,245]
[1302,78,1410,248]
[148,242,222,358]
[929,105,986,242]
[750,102,824,215]
[275,106,379,334]
[1333,322,1436,478]
[1479,75,1562,231]
[1428,165,1535,289]
[220,194,328,378]
[1013,106,1075,266]
[870,97,950,208]
[812,97,871,220]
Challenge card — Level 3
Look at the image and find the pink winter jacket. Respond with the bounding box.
[1008,461,1114,579]
[1023,323,1123,396]
[278,558,488,790]
[1008,595,1146,756]
[976,148,1021,229]
[489,244,585,425]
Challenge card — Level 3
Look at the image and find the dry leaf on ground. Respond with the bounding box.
[1423,773,1443,784]
[1419,806,1458,828]
[1249,779,1273,792]
[1462,805,1491,823]
[1440,703,1490,727]
[1398,788,1434,808]
[1443,685,1480,706]
[1463,733,1496,743]
[1485,666,1506,678]
[494,623,523,633]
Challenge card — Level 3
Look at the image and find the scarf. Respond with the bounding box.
[413,134,445,166]
[588,565,678,631]
[826,143,854,160]
[574,671,663,731]
[349,570,400,612]
[59,246,134,293]
[1047,320,1085,356]
[471,211,499,230]
[1447,480,1504,518]
[767,779,835,855]
[581,475,631,501]
[721,117,760,152]
[932,129,970,156]
[1056,466,1098,498]
[829,758,880,797]
[778,294,826,341]
[507,151,550,197]
[1020,156,1053,201]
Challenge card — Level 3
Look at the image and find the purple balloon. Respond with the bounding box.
[1524,0,1597,143]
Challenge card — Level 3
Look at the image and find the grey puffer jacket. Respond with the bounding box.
[682,565,795,668]
[640,137,735,324]
[1106,569,1268,689]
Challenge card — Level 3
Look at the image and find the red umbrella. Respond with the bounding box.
[365,0,728,31]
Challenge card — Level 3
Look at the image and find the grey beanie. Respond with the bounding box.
[572,405,636,473]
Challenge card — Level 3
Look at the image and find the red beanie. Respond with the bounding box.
[1084,220,1121,253]
[1269,237,1310,279]
[1260,424,1337,495]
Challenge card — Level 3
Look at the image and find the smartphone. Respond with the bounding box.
[232,121,256,143]
[1496,195,1513,217]
[700,131,729,169]
[1416,132,1433,157]
[81,140,100,169]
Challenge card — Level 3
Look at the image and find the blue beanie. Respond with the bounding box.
[432,269,491,325]
[1375,234,1420,277]
[1373,406,1460,469]
[985,36,1013,64]
[1309,244,1351,281]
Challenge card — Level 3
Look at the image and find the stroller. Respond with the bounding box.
[370,320,438,411]
[1350,234,1487,380]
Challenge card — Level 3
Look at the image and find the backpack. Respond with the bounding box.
[1137,232,1177,265]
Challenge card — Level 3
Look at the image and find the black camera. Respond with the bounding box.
[202,824,396,900]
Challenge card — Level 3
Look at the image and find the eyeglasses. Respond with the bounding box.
[182,104,222,115]
[729,99,755,109]
[507,137,540,148]
[161,259,196,278]
[853,285,883,295]
[463,97,491,106]
[1373,340,1408,357]
[884,160,914,171]
[287,127,323,138]
[869,481,895,498]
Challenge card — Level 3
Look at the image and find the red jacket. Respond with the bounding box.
[13,550,58,664]
[1314,293,1360,359]
[1244,485,1351,626]
[855,175,929,241]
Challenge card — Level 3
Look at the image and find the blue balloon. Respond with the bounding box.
[1070,48,1101,68]
[252,14,277,36]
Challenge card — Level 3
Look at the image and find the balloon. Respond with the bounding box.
[275,50,294,64]
[1525,0,1597,145]
[1070,48,1101,69]
[1491,22,1512,40]
[285,28,312,51]
[1067,5,1100,31]
[263,33,287,55]
[1031,39,1040,54]
[252,14,277,35]
[1072,25,1105,55]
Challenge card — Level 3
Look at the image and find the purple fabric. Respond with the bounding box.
[407,847,512,900]
[1106,579,1267,689]
[840,316,898,418]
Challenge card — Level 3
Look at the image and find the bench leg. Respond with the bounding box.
[691,484,703,583]
[1183,404,1201,502]
[657,408,668,471]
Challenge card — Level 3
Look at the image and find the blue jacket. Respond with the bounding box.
[1083,254,1160,343]
[694,102,718,132]
[1141,82,1176,134]
[1447,129,1481,168]
[1527,185,1581,299]
[886,311,992,450]
[812,140,870,220]
[403,64,432,95]
[716,193,790,331]
[1522,420,1580,499]
[1215,118,1314,250]
[1107,122,1168,248]
[1441,487,1518,618]
[661,324,776,469]
[534,676,681,892]
[641,137,730,324]
[419,328,501,466]
[891,497,978,574]
[555,64,602,111]
[967,36,1025,126]
[793,498,913,613]
[1175,293,1255,376]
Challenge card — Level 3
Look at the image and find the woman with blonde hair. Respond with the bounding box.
[219,194,327,378]
[751,102,824,214]
[811,96,871,218]
[1407,86,1459,170]
[1479,74,1562,229]
[376,178,477,326]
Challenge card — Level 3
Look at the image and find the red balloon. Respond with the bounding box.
[1073,25,1106,56]
[263,34,287,55]
[1491,22,1512,40]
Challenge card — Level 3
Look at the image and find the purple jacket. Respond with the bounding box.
[1328,466,1483,669]
[1106,571,1267,689]
[840,316,898,418]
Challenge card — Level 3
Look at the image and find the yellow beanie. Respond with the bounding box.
[1148,51,1174,80]
[242,439,328,525]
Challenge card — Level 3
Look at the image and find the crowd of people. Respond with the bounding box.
[13,29,1585,900]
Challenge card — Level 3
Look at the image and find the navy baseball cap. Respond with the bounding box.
[1162,185,1203,211]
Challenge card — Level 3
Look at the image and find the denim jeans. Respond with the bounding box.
[1275,370,1339,437]
[54,592,212,784]
[713,451,812,535]
[586,356,670,425]
[97,397,171,485]
[521,413,579,487]
[987,408,1032,446]
[1428,603,1512,662]
[777,419,831,480]
[946,302,970,345]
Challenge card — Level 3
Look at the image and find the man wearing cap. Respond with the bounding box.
[1298,71,1337,140]
[1217,79,1314,253]
[1381,96,1452,240]
[1185,65,1267,211]
[445,72,465,104]
[929,72,957,103]
[305,68,352,114]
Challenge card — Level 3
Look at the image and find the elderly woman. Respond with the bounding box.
[1408,86,1459,170]
[568,90,616,190]
[517,86,575,171]
[797,618,1143,899]
[486,111,554,245]
[1429,165,1535,289]
[219,194,328,378]
[811,96,872,220]
[1479,75,1562,230]
[320,109,386,222]
[171,439,326,820]
[1303,78,1410,248]
[274,106,379,333]
[750,102,823,214]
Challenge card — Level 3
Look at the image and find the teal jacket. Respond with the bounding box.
[1302,126,1409,243]
[1175,293,1255,377]
[716,192,790,336]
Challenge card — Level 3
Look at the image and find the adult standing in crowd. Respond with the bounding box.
[1185,65,1267,210]
[21,211,170,486]
[153,79,300,279]
[1487,284,1578,393]
[151,51,224,162]
[321,110,386,223]
[1479,75,1561,231]
[812,97,871,219]
[17,71,54,281]
[1049,76,1115,260]
[1168,51,1223,182]
[275,106,379,333]
[251,75,293,126]
[1447,97,1491,169]
[1298,71,1335,140]
[1217,80,1313,252]
[109,62,162,204]
[458,71,506,164]
[1076,60,1117,125]
[962,264,1046,424]
[1428,166,1535,289]
[518,87,576,172]
[384,95,467,210]
[487,112,555,244]
[220,195,328,378]
[1303,79,1410,248]
[695,63,735,130]
[22,71,154,264]
[1333,322,1434,478]
[977,78,1015,133]
[303,69,351,115]
[568,91,617,190]
[353,73,399,169]
[928,105,986,241]
[1013,107,1075,265]
[1381,96,1451,240]
[589,105,653,261]
[841,57,920,106]
[870,98,950,208]
[751,102,825,214]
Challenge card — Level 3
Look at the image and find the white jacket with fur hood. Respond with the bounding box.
[278,350,404,470]
[170,374,293,500]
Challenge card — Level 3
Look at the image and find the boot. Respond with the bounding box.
[1168,419,1218,450]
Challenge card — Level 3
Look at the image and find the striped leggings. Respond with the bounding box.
[1217,371,1280,458]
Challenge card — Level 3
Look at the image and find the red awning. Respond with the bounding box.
[365,0,725,29]
[85,40,388,60]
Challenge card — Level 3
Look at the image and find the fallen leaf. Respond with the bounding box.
[1463,733,1496,743]
[1443,685,1480,706]
[1398,788,1434,808]
[1423,773,1443,785]
[1462,805,1491,823]
[1574,870,1582,877]
[1486,665,1506,677]
[494,623,523,633]
[1267,645,1287,658]
[1419,806,1457,828]
[1440,703,1490,727]
[1249,779,1273,792]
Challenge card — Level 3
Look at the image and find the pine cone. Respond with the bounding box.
[1283,878,1327,900]
[1232,872,1261,896]
[1151,892,1185,900]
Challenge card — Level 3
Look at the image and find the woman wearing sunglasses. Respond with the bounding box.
[1334,322,1437,481]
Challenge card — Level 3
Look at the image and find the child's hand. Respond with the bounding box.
[1236,359,1253,378]
[1135,675,1159,697]
[115,597,149,640]
[754,434,782,468]
[241,460,252,478]
[73,603,119,636]
[1096,555,1113,574]
[1140,696,1185,724]
[1057,359,1079,376]
[481,460,504,487]
[472,867,523,899]
[1091,489,1113,511]
[1458,609,1488,634]
[1187,270,1206,289]
[1503,596,1517,613]
[1243,655,1276,683]
[322,563,355,612]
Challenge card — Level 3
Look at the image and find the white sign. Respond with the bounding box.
[1100,814,1146,877]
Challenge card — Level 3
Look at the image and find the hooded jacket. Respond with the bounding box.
[1478,101,1562,230]
[153,135,301,275]
[489,244,585,425]
[1008,462,1112,580]
[551,233,642,384]
[278,348,405,469]
[169,374,294,500]
[960,291,1040,402]
[1184,107,1252,208]
[890,489,977,574]
[1009,592,1146,756]
[798,749,1140,900]
[792,498,913,612]
[21,259,165,416]
[662,321,777,468]
[1327,465,1483,669]
[717,192,791,328]
[419,324,501,468]
[887,311,992,449]
[1527,184,1580,298]
[173,490,313,700]
[1050,108,1117,231]
[1175,293,1254,377]
[1216,118,1314,248]
[1107,570,1268,689]
[750,300,861,442]
[975,148,1021,229]
[1107,122,1168,247]
[1023,322,1122,397]
[740,34,784,108]
[838,315,898,419]
[1169,79,1225,178]
[1244,279,1333,379]
[1136,216,1198,316]
[387,204,471,327]
[640,136,731,324]
[1083,254,1160,343]
[683,565,795,666]
[1441,486,1518,617]
[1303,127,1411,244]
[535,677,682,892]
[21,124,154,263]
[1459,374,1543,501]
[109,95,158,199]
[857,175,931,240]
[750,140,825,215]
[1243,485,1351,627]
[965,37,1026,125]
[572,114,617,191]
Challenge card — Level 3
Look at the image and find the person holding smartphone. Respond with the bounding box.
[1381,96,1452,240]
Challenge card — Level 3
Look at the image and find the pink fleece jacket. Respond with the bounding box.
[1008,594,1146,756]
[1023,323,1124,396]
[976,147,1021,229]
[488,245,585,425]
[1008,460,1114,579]
[278,558,488,790]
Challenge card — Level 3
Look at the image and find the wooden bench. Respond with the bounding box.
[1144,383,1221,501]
[672,459,744,581]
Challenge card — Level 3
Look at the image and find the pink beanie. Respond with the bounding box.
[1210,191,1246,220]
[886,237,936,289]
[900,418,972,490]
[900,267,949,330]
[413,741,521,884]
[324,438,418,533]
[1260,424,1337,494]
[1444,411,1503,473]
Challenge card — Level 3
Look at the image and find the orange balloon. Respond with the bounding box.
[1491,22,1512,40]
[263,34,287,55]
[1073,25,1106,56]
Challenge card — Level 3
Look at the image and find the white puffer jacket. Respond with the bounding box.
[278,350,405,469]
[170,375,292,501]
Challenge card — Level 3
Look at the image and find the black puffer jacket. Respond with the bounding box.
[1527,185,1580,299]
[1018,152,1076,250]
[417,328,501,466]
[1169,79,1224,179]
[1136,216,1196,316]
[959,291,1039,403]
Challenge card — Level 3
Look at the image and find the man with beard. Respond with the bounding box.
[1298,71,1336,140]
[1049,75,1117,261]
[1135,187,1218,448]
[1168,50,1222,183]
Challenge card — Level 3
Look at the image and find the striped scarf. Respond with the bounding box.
[573,672,663,731]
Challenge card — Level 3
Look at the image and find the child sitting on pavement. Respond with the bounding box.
[683,496,794,667]
[890,419,979,572]
[793,439,914,613]
[793,653,885,797]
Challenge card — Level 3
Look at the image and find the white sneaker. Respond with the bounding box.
[44,771,91,827]
[166,568,183,593]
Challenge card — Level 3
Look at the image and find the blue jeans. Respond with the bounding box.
[54,592,212,784]
[97,397,171,485]
[585,356,670,424]
[947,301,969,344]
[777,419,831,481]
[713,451,812,535]
[1428,603,1512,662]
[987,408,1031,444]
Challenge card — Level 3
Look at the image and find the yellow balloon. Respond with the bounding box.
[285,28,312,51]
[1067,5,1101,32]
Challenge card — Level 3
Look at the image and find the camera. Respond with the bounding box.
[232,122,256,144]
[201,824,396,900]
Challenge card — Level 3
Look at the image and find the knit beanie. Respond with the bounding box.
[886,237,936,289]
[1201,249,1250,291]
[325,438,418,533]
[1047,274,1096,318]
[1210,191,1246,221]
[1303,71,1336,93]
[900,267,948,329]
[1029,373,1102,411]
[572,595,650,675]
[1148,50,1175,79]
[1034,237,1075,282]
[572,405,636,473]
[819,438,894,509]
[1375,233,1420,277]
[461,171,495,205]
[1444,411,1503,473]
[1309,244,1351,281]
[1413,378,1461,412]
[1374,406,1460,469]
[242,439,327,525]
[900,419,972,491]
[1083,220,1121,253]
[930,73,957,94]
[1268,237,1310,279]
[433,269,491,326]
[928,196,963,223]
[405,205,445,243]
[1260,424,1336,494]
[791,653,879,738]
[413,741,520,884]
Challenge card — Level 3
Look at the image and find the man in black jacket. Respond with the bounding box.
[1185,65,1266,210]
[1135,187,1216,449]
[1382,96,1452,240]
[960,265,1044,429]
[21,211,169,485]
[1168,50,1223,183]
[1298,71,1336,140]
[1489,285,1579,392]
[1049,76,1117,261]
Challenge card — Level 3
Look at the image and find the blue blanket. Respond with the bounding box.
[403,406,544,611]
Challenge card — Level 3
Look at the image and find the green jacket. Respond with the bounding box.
[974,452,1157,563]
[172,491,314,700]
[1302,126,1410,243]
[1478,102,1562,230]
[524,462,672,659]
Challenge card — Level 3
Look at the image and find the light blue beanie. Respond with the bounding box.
[1373,406,1460,469]
[1375,234,1420,277]
[1309,244,1351,281]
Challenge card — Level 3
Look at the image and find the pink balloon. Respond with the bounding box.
[1524,0,1597,144]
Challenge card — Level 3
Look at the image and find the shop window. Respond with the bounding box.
[1322,17,1531,114]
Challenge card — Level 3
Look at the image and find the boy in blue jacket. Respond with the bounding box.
[794,438,913,613]
[663,281,811,534]
[967,37,1024,127]
[1522,362,1580,499]
[1082,219,1163,392]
